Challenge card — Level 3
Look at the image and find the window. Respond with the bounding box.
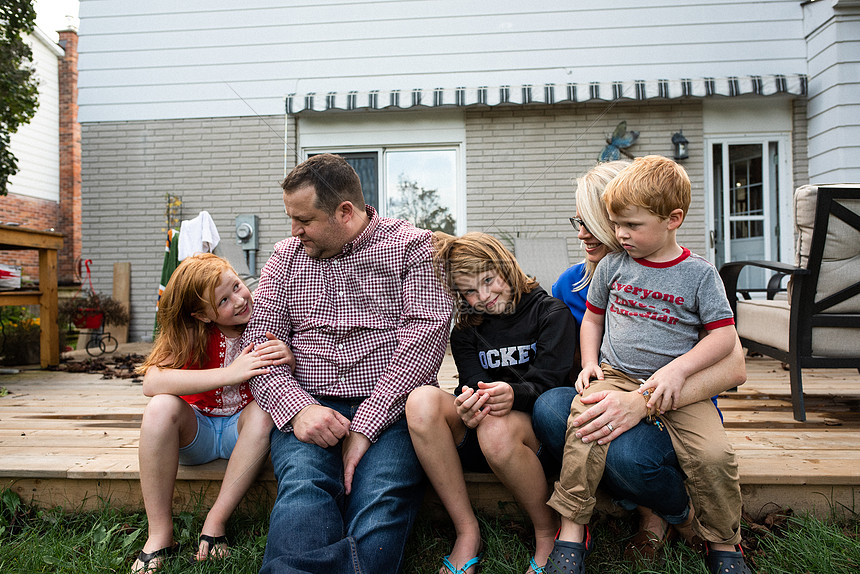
[385,149,457,234]
[298,110,466,234]
[315,147,461,234]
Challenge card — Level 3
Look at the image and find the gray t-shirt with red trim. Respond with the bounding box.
[586,248,734,378]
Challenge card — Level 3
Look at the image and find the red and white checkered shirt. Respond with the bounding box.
[244,207,453,442]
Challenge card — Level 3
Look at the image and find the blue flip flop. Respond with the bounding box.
[441,551,483,574]
[528,556,546,573]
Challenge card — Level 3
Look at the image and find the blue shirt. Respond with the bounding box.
[551,262,589,350]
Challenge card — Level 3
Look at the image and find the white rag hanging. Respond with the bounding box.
[178,210,221,261]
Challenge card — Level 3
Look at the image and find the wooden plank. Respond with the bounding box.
[738,457,860,484]
[726,430,860,451]
[0,410,144,418]
[0,434,138,448]
[0,291,41,305]
[1,477,277,514]
[108,262,130,344]
[0,225,63,250]
[2,478,150,512]
[39,248,59,367]
[741,484,860,520]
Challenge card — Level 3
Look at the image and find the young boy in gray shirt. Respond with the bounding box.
[546,156,750,574]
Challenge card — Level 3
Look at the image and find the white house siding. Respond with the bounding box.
[77,0,806,122]
[80,115,290,341]
[803,0,860,183]
[7,27,64,202]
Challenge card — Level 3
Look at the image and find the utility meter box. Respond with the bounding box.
[235,214,259,251]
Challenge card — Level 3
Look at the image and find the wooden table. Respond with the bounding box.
[0,225,64,367]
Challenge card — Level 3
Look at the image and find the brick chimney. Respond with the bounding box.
[58,26,81,285]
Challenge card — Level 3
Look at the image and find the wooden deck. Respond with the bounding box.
[1,347,858,520]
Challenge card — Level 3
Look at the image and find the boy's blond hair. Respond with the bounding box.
[603,155,691,220]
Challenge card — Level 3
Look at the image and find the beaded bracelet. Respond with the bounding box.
[639,385,665,432]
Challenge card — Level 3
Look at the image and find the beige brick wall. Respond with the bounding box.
[792,98,809,188]
[82,100,804,341]
[81,115,291,341]
[464,100,706,264]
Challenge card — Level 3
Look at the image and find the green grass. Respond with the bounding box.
[1,489,857,573]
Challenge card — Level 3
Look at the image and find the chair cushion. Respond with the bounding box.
[793,185,860,266]
[737,299,860,357]
[792,185,860,313]
[737,300,790,352]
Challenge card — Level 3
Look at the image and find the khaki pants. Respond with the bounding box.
[547,365,742,545]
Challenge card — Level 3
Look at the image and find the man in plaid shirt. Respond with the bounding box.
[243,154,453,573]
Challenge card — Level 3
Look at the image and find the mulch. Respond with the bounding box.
[50,353,146,382]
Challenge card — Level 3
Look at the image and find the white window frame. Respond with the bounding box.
[295,111,467,233]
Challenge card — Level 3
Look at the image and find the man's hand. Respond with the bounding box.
[342,431,371,495]
[291,404,351,447]
[454,385,490,428]
[476,381,514,416]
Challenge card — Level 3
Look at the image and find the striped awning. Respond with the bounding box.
[286,74,807,114]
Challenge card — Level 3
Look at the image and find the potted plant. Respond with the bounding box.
[0,306,41,365]
[58,291,130,331]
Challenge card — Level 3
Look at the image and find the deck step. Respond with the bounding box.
[1,353,859,521]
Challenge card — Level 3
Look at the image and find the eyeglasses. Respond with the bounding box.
[568,217,589,233]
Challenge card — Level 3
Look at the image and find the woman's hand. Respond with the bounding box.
[570,389,649,445]
[254,332,296,371]
[454,385,491,428]
[575,363,603,393]
[225,343,273,384]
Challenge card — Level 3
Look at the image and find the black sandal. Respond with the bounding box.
[544,527,594,574]
[132,544,178,573]
[705,544,752,574]
[196,534,229,560]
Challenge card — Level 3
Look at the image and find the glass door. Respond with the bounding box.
[711,141,781,292]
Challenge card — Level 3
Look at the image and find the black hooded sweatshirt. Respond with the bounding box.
[450,286,577,412]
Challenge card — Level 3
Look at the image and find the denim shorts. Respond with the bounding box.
[178,408,241,466]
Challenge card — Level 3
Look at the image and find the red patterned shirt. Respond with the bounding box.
[243,207,452,442]
[181,326,252,417]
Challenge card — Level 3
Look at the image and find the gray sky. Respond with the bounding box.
[35,0,80,42]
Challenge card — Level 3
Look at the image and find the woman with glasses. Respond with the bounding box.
[533,160,747,561]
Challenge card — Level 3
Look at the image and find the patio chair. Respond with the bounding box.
[719,184,860,421]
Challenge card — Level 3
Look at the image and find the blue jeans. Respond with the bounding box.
[533,387,689,524]
[260,398,425,574]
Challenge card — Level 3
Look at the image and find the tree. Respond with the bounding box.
[390,174,456,234]
[0,0,39,195]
